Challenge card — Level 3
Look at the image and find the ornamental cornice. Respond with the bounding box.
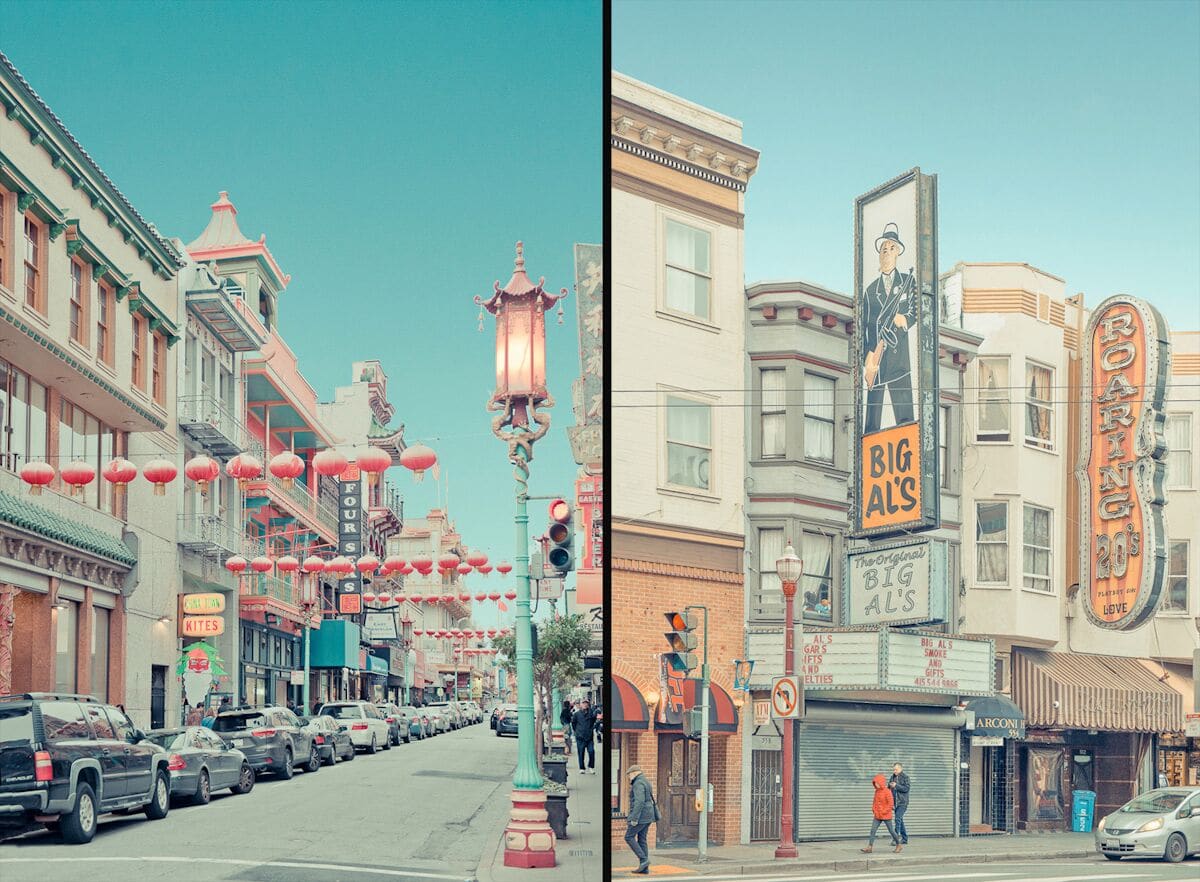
[0,528,131,592]
[611,136,749,194]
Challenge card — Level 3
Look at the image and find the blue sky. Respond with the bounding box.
[614,0,1200,334]
[4,0,600,627]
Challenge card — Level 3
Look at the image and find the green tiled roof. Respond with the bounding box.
[0,491,136,567]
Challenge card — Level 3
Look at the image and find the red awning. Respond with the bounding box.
[657,679,739,735]
[610,675,650,731]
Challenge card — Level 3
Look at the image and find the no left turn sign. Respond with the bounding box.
[770,675,801,719]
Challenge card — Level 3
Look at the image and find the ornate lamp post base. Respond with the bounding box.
[503,789,556,868]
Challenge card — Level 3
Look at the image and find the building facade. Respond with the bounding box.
[610,72,759,850]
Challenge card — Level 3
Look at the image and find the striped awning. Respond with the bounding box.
[657,679,740,735]
[610,675,650,731]
[1013,649,1182,733]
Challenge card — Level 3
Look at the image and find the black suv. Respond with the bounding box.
[0,693,171,843]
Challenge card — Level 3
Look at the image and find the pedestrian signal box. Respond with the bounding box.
[664,611,698,672]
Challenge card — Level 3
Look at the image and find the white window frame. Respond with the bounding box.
[939,403,951,490]
[975,500,1009,585]
[657,210,716,329]
[976,356,1011,443]
[1022,503,1053,593]
[753,526,785,621]
[659,388,715,497]
[1024,360,1054,451]
[1166,413,1193,489]
[1161,539,1189,615]
[803,373,836,465]
[760,368,786,459]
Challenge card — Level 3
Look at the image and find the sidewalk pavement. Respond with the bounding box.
[611,831,1097,877]
[476,747,603,882]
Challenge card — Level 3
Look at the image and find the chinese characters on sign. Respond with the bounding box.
[338,467,364,616]
[1076,295,1171,630]
[852,169,940,537]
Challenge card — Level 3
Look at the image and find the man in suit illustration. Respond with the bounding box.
[862,222,917,434]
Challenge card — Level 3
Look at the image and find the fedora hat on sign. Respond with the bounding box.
[874,222,905,255]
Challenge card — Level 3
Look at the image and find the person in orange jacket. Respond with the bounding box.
[861,773,902,853]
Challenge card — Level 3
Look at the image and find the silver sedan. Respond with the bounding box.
[146,726,255,805]
[1096,786,1200,862]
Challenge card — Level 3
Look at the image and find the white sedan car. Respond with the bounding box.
[315,702,391,754]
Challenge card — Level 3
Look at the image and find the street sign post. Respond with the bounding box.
[770,675,802,720]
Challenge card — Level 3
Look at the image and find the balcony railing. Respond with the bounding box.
[177,514,244,557]
[178,394,245,458]
[240,572,300,607]
[248,470,338,538]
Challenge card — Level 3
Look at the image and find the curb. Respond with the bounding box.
[657,848,1096,876]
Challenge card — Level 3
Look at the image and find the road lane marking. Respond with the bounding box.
[0,857,471,880]
[609,871,1031,882]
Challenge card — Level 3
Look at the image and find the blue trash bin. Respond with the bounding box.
[1072,790,1096,832]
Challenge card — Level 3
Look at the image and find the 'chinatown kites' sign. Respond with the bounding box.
[1076,295,1171,630]
[851,168,940,537]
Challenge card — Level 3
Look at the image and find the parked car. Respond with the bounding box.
[428,701,464,730]
[426,706,452,734]
[1096,786,1200,862]
[145,726,253,804]
[374,702,411,745]
[495,703,519,737]
[0,693,172,844]
[298,715,355,765]
[316,701,391,754]
[211,706,318,778]
[396,706,427,740]
[458,701,482,724]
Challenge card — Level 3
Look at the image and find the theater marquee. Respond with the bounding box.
[1077,295,1171,630]
[851,168,940,537]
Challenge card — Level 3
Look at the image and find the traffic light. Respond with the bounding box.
[547,498,574,575]
[664,610,698,673]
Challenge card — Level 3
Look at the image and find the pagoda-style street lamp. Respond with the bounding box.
[476,241,566,870]
[775,542,803,860]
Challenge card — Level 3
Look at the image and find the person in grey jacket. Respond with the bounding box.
[625,765,659,875]
[889,762,911,845]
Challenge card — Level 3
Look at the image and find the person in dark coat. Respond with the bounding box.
[889,762,911,845]
[624,764,659,874]
[571,699,597,773]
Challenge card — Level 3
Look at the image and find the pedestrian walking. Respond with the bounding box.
[861,773,902,853]
[571,699,597,773]
[889,762,911,845]
[624,764,660,875]
[186,704,203,726]
[200,707,216,729]
[218,696,231,713]
[560,700,574,755]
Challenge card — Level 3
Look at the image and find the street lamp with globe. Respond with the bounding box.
[775,541,803,860]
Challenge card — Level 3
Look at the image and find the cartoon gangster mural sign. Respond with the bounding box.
[1077,295,1171,630]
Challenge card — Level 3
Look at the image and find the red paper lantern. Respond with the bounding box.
[487,629,497,637]
[474,593,487,602]
[326,556,353,575]
[226,453,263,490]
[441,594,455,603]
[143,459,178,496]
[356,554,381,575]
[413,629,424,636]
[477,564,493,575]
[488,592,501,601]
[101,458,137,496]
[312,448,349,478]
[409,593,424,603]
[411,554,432,571]
[250,556,273,574]
[504,590,517,600]
[399,443,437,481]
[466,551,488,568]
[225,555,248,575]
[456,563,472,575]
[364,591,377,603]
[302,556,326,574]
[438,553,460,569]
[458,593,471,603]
[61,460,96,496]
[383,555,405,573]
[276,555,300,574]
[356,446,392,484]
[184,455,220,495]
[268,451,305,489]
[496,561,512,575]
[399,563,414,575]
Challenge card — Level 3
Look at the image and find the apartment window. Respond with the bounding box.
[70,260,88,346]
[96,281,114,365]
[23,215,44,312]
[755,527,784,619]
[977,357,1010,442]
[665,395,711,491]
[663,218,711,320]
[760,369,786,458]
[1022,504,1052,592]
[804,375,835,463]
[976,501,1008,583]
[59,398,121,512]
[54,600,78,693]
[1167,414,1192,487]
[1163,541,1189,613]
[800,531,834,623]
[0,358,49,472]
[939,404,951,489]
[92,606,110,701]
[131,314,146,390]
[152,332,166,405]
[1025,362,1053,450]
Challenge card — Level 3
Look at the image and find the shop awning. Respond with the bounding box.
[609,675,650,731]
[1139,660,1195,723]
[1013,649,1182,733]
[965,694,1026,738]
[657,679,739,735]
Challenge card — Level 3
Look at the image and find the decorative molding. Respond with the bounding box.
[30,131,45,148]
[49,222,66,242]
[92,263,107,281]
[611,135,747,193]
[612,556,744,585]
[66,239,83,256]
[16,192,34,212]
[640,126,657,145]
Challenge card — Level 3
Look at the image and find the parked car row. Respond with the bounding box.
[0,693,485,845]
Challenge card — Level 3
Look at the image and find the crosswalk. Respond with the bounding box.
[608,863,1200,882]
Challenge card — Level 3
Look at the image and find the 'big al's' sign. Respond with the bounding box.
[1076,295,1171,630]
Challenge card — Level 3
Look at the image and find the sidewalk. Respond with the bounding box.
[611,831,1097,877]
[476,748,603,882]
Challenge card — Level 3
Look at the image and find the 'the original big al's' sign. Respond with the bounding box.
[1076,295,1171,630]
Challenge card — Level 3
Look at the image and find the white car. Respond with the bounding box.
[315,702,391,754]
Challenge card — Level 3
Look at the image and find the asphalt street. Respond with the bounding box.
[0,720,515,882]
[620,859,1200,882]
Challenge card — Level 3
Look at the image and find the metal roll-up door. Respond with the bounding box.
[796,720,957,840]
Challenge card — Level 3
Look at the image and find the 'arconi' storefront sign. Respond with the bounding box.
[842,538,948,627]
[1076,294,1172,630]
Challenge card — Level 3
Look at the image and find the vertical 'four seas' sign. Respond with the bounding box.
[338,466,364,616]
[1076,295,1171,630]
[851,169,940,537]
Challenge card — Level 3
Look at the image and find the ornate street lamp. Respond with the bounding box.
[476,241,566,870]
[775,542,803,860]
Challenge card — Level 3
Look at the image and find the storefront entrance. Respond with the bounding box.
[750,746,782,841]
[656,734,700,844]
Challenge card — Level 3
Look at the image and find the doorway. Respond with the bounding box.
[750,749,782,841]
[150,665,166,729]
[656,734,700,844]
